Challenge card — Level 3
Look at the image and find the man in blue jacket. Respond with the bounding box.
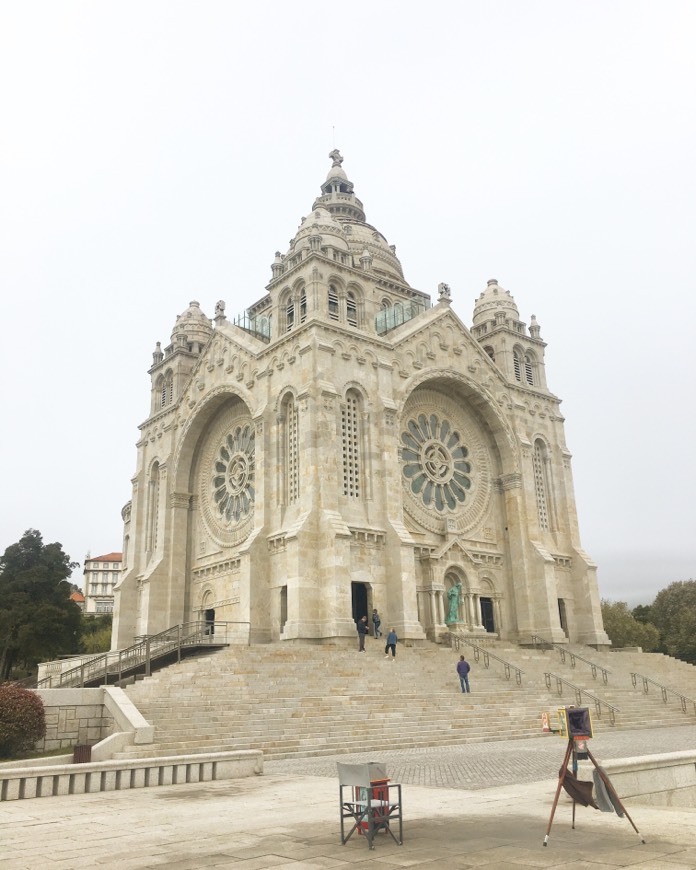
[457,655,471,692]
[384,628,398,659]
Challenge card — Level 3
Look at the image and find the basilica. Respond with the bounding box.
[111,151,609,649]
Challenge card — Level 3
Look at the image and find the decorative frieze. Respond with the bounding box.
[268,535,287,553]
[349,528,386,548]
[192,558,241,582]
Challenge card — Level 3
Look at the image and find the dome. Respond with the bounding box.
[472,279,520,327]
[341,220,405,281]
[290,207,350,253]
[170,300,213,345]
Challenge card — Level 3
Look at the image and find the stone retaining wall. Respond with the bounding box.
[36,689,115,751]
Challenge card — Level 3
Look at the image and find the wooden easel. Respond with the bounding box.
[543,737,645,847]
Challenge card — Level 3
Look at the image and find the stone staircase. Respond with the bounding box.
[116,640,696,761]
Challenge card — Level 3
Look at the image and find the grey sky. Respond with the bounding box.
[1,1,694,605]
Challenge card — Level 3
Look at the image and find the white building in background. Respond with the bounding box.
[83,552,122,614]
[112,151,609,650]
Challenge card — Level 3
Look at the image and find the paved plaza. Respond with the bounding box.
[2,725,696,869]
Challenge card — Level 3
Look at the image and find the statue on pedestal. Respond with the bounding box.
[446,582,462,624]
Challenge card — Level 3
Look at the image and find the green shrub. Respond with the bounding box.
[0,683,46,758]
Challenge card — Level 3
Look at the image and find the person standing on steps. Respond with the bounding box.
[457,654,471,692]
[357,615,369,652]
[372,608,382,638]
[385,627,398,660]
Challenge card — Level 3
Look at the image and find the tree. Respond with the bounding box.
[80,614,113,654]
[0,530,80,680]
[648,580,696,665]
[631,604,654,625]
[600,600,660,651]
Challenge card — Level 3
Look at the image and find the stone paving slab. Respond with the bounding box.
[265,723,696,789]
[1,724,696,869]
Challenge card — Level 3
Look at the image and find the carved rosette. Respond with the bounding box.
[198,405,255,547]
[400,389,492,535]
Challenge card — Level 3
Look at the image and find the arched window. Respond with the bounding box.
[159,372,173,408]
[341,390,361,498]
[328,285,339,321]
[524,352,536,386]
[483,345,495,361]
[283,393,300,504]
[513,348,523,382]
[346,291,357,327]
[299,289,307,323]
[146,462,161,558]
[286,296,295,332]
[532,439,550,531]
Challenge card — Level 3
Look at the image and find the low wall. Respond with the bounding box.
[581,751,696,808]
[0,750,263,801]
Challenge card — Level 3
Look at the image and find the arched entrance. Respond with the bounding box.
[204,607,215,635]
[480,597,495,633]
[351,582,368,624]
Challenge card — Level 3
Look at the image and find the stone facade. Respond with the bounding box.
[112,152,609,649]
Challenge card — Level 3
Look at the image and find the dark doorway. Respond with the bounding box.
[480,597,495,633]
[280,586,287,633]
[204,608,215,635]
[351,582,368,624]
[558,599,569,637]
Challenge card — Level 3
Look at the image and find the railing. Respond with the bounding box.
[448,633,524,685]
[37,622,248,689]
[544,672,619,725]
[374,301,429,336]
[531,634,611,684]
[630,672,696,716]
[231,311,271,342]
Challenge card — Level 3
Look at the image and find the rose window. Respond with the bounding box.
[401,414,472,511]
[211,425,255,523]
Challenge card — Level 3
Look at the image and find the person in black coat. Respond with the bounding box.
[357,615,369,651]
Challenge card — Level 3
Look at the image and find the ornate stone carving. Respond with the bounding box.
[400,389,492,535]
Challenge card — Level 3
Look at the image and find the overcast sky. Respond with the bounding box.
[1,1,694,605]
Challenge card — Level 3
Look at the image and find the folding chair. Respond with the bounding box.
[337,761,403,850]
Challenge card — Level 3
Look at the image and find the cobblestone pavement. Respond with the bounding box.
[266,723,696,789]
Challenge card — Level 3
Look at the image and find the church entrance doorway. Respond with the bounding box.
[351,582,368,625]
[204,607,215,636]
[280,586,287,633]
[480,597,495,633]
[558,599,569,637]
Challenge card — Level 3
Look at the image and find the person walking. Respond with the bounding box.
[384,628,398,660]
[357,615,369,652]
[457,655,471,692]
[372,608,382,638]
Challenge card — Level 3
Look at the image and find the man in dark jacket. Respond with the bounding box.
[457,655,471,693]
[357,616,369,651]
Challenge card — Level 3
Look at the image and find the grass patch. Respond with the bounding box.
[0,746,71,764]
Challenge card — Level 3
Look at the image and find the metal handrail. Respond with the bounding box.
[544,671,619,725]
[448,633,524,685]
[36,621,249,688]
[531,634,611,684]
[630,672,696,716]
